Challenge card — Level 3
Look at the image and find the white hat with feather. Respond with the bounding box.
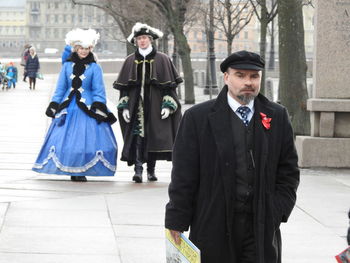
[127,22,163,44]
[65,28,100,48]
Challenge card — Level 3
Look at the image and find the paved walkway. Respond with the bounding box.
[0,74,348,262]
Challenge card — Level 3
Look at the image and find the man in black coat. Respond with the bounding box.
[114,23,182,183]
[165,50,300,263]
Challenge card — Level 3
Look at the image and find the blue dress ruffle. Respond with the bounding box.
[33,96,117,176]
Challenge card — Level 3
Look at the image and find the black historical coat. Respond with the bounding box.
[114,49,182,165]
[165,86,300,263]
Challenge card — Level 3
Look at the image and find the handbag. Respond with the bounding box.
[36,72,44,80]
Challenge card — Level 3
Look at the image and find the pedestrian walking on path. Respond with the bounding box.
[113,22,182,183]
[20,43,31,82]
[32,28,118,182]
[165,50,300,263]
[25,46,40,90]
[6,62,18,89]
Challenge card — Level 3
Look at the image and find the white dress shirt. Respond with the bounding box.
[227,93,255,123]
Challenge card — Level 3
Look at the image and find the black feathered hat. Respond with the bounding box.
[127,22,163,45]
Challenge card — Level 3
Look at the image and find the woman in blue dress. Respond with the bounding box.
[33,28,118,182]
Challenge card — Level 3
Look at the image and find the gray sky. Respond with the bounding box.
[0,0,26,8]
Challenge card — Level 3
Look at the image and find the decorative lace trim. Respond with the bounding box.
[33,146,116,173]
[133,98,144,137]
[55,109,68,119]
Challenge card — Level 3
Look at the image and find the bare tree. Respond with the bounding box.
[201,0,219,97]
[278,0,310,135]
[214,0,254,56]
[70,0,165,54]
[302,0,314,7]
[147,0,195,104]
[249,0,278,94]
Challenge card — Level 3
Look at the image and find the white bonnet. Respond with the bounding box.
[65,28,100,48]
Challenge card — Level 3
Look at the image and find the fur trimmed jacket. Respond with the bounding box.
[46,52,116,124]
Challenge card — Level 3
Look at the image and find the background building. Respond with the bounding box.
[0,0,26,53]
[26,0,125,56]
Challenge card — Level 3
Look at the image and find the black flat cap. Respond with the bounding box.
[220,50,265,73]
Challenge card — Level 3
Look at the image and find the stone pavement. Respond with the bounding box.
[0,74,348,263]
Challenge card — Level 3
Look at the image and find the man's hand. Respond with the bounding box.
[169,229,181,245]
[122,109,130,123]
[161,108,170,119]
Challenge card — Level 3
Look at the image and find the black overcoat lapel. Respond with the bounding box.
[252,94,275,262]
[207,86,236,235]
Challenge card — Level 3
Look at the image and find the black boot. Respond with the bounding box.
[133,162,143,183]
[147,159,158,181]
[70,176,87,182]
[132,136,143,183]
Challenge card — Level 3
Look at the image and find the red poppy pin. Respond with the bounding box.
[260,112,272,130]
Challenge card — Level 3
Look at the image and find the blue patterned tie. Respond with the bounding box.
[237,106,250,126]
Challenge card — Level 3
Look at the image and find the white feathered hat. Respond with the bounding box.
[65,28,100,48]
[127,22,163,44]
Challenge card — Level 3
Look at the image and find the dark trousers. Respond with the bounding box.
[29,77,36,89]
[233,212,256,263]
[134,135,156,173]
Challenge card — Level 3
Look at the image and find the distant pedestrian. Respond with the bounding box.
[165,50,300,263]
[32,28,118,182]
[25,46,40,90]
[20,44,31,82]
[0,61,6,90]
[6,62,17,89]
[113,22,182,183]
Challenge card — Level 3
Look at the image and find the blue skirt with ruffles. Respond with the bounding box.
[33,97,117,177]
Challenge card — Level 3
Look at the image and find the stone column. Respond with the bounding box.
[296,0,350,167]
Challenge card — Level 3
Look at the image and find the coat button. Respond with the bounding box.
[225,162,229,166]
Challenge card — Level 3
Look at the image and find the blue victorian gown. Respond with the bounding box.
[33,52,117,177]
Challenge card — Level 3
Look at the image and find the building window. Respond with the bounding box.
[244,31,248,39]
[79,15,83,22]
[31,14,39,23]
[55,14,58,23]
[55,2,59,9]
[31,2,40,11]
[54,28,58,38]
[71,14,75,23]
[46,14,50,23]
[46,28,51,38]
[63,15,67,23]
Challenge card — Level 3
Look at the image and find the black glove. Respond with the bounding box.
[45,102,59,118]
